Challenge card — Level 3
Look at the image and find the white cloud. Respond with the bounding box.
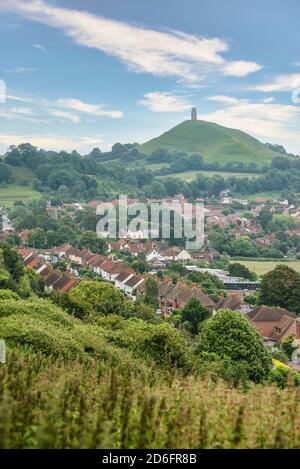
[0,106,40,122]
[139,92,191,112]
[253,73,300,92]
[0,0,261,81]
[223,60,262,77]
[54,98,123,118]
[262,96,275,103]
[33,43,46,52]
[9,107,33,115]
[207,95,242,105]
[0,133,110,153]
[202,95,300,154]
[4,66,35,73]
[6,94,31,102]
[48,109,80,123]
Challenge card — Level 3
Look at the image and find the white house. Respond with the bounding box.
[114,271,134,291]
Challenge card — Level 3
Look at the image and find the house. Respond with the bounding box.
[24,254,41,270]
[114,271,134,291]
[99,260,128,282]
[158,280,215,315]
[123,275,145,299]
[65,247,84,265]
[18,229,30,244]
[221,196,233,205]
[255,234,277,247]
[87,254,106,275]
[215,292,251,313]
[146,249,166,262]
[159,247,192,262]
[191,247,220,261]
[46,206,60,220]
[44,271,64,292]
[247,305,300,344]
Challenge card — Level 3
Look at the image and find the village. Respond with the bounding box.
[1,188,300,356]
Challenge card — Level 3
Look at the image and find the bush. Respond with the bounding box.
[0,289,20,300]
[197,309,272,383]
[68,281,126,318]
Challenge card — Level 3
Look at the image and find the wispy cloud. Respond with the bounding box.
[9,107,33,115]
[53,98,123,118]
[1,92,123,122]
[0,0,262,82]
[253,73,300,92]
[139,92,191,112]
[0,106,43,123]
[6,94,31,102]
[32,43,46,52]
[202,95,300,154]
[48,108,80,123]
[4,66,35,73]
[207,95,242,105]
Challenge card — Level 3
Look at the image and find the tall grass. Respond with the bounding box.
[1,347,300,449]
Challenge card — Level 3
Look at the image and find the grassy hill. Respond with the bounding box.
[140,120,279,167]
[0,165,40,207]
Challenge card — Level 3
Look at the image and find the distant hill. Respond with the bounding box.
[140,120,279,167]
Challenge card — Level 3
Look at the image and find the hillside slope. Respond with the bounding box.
[140,120,279,167]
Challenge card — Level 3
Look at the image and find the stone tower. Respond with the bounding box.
[191,107,197,121]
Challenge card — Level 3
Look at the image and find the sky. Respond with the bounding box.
[0,0,300,154]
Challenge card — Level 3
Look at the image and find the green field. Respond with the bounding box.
[11,165,35,182]
[140,119,278,167]
[0,184,41,207]
[233,260,300,276]
[145,162,170,171]
[157,169,260,182]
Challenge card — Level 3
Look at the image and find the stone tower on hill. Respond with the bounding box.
[191,107,197,121]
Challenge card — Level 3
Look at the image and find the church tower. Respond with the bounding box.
[191,107,197,121]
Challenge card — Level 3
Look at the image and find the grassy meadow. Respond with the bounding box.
[0,184,41,207]
[233,260,300,276]
[157,170,259,182]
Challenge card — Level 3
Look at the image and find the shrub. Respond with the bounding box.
[197,309,272,383]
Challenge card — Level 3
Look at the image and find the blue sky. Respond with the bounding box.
[0,0,300,154]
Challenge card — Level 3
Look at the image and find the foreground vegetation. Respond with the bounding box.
[1,243,300,448]
[2,347,300,449]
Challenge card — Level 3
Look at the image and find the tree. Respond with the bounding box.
[131,258,150,274]
[68,281,126,318]
[181,298,210,334]
[56,225,77,245]
[78,231,107,254]
[144,277,158,308]
[197,309,272,382]
[271,156,290,171]
[1,243,24,283]
[0,163,14,184]
[27,228,47,249]
[229,263,257,280]
[282,335,298,360]
[259,265,300,314]
[258,208,273,230]
[230,236,258,257]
